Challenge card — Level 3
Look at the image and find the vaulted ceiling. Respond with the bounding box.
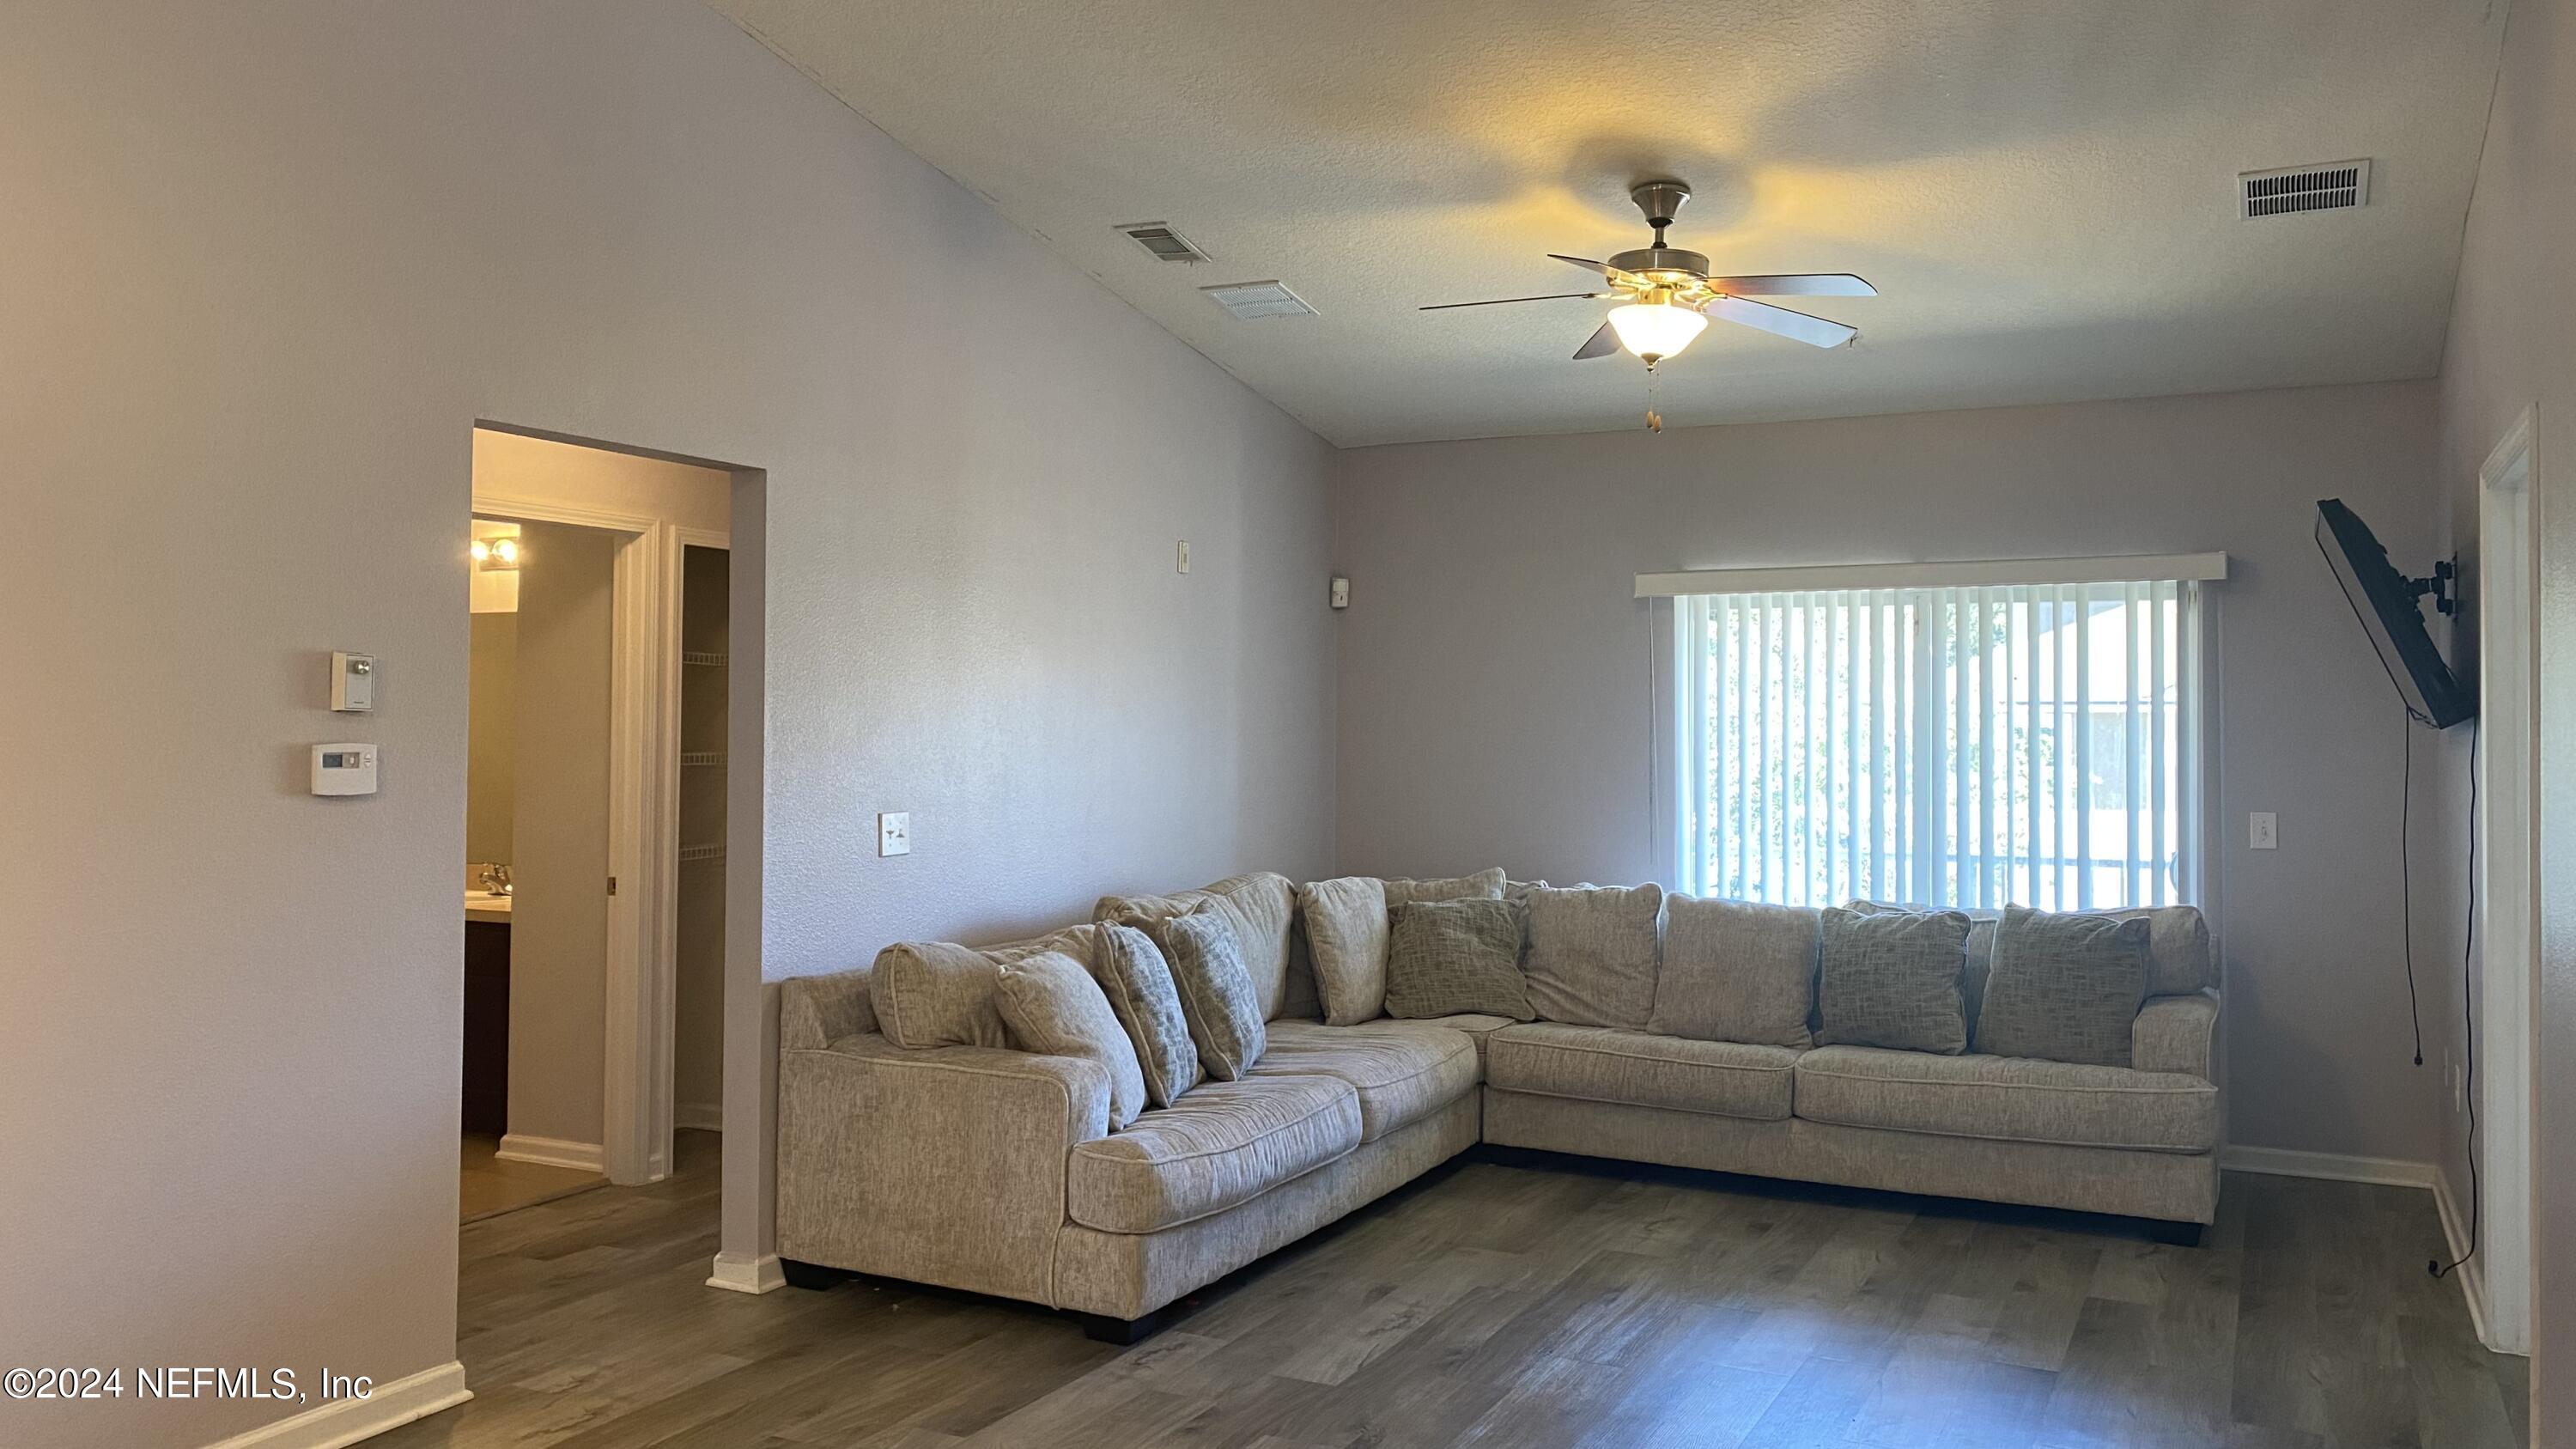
[709,0,2507,446]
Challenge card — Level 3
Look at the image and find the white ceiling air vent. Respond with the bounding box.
[2239,160,2371,219]
[1117,222,1212,262]
[1200,280,1316,320]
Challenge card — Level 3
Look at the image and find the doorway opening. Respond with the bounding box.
[459,426,747,1235]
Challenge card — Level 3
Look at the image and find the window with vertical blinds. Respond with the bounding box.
[1671,579,2204,910]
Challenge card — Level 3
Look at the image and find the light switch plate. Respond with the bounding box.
[1176,539,1190,575]
[878,811,912,857]
[2249,812,2278,850]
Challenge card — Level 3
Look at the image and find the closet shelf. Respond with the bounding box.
[683,651,728,667]
[677,843,726,864]
[680,752,726,768]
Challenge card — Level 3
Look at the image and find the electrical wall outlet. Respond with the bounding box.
[2249,812,2278,850]
[878,811,911,857]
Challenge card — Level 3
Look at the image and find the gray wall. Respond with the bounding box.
[0,3,1335,1444]
[507,522,616,1149]
[1334,381,2445,1166]
[466,612,518,867]
[2427,0,2573,1406]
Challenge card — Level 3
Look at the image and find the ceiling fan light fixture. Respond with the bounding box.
[1606,299,1706,363]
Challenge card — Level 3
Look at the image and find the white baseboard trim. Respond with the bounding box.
[675,1100,724,1133]
[199,1360,468,1449]
[495,1133,605,1173]
[2433,1171,2518,1355]
[707,1251,783,1295]
[2219,1144,2438,1189]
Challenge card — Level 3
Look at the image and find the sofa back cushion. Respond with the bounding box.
[1651,896,1819,1049]
[1297,875,1391,1026]
[1522,883,1664,1030]
[1973,905,2152,1067]
[1097,922,1203,1107]
[1381,868,1506,907]
[1097,873,1298,1020]
[1814,907,1971,1055]
[994,949,1147,1129]
[1384,897,1534,1020]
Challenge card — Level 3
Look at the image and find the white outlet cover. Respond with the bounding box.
[878,811,912,857]
[2249,812,2278,850]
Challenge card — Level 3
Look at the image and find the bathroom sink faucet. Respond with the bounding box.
[478,863,513,896]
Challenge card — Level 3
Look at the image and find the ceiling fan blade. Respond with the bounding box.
[1548,254,1628,280]
[1706,273,1879,297]
[1572,320,1620,360]
[1419,291,1608,311]
[1705,295,1858,349]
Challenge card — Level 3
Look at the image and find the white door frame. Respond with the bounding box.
[2473,405,2537,1355]
[471,488,697,1187]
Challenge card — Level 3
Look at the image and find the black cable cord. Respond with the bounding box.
[2402,715,2424,1065]
[2433,715,2482,1279]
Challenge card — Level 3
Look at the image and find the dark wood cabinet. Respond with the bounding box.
[463,921,511,1136]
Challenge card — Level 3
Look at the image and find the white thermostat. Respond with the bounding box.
[311,744,379,796]
[331,651,376,712]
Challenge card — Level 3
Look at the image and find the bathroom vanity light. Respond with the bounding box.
[470,536,522,569]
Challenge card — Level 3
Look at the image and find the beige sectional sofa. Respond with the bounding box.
[775,872,2221,1342]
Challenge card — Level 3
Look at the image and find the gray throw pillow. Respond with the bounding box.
[1095,922,1201,1106]
[1975,905,2153,1067]
[1523,883,1664,1029]
[1140,906,1267,1081]
[1652,896,1819,1048]
[1297,875,1390,1026]
[993,949,1148,1129]
[1814,907,1971,1054]
[1384,898,1533,1020]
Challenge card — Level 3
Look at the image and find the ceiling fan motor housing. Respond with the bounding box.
[1607,247,1711,283]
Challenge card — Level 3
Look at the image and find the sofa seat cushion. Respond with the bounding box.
[1401,1013,1516,1069]
[1066,1075,1360,1233]
[1793,1045,2219,1153]
[1251,1020,1481,1141]
[1485,1023,1798,1121]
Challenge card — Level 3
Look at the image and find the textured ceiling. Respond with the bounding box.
[708,0,2506,446]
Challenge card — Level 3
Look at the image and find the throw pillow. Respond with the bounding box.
[993,949,1147,1129]
[868,941,1006,1050]
[1975,905,2154,1067]
[1522,883,1665,1029]
[1384,897,1534,1020]
[1814,907,1971,1054]
[1139,905,1267,1081]
[1381,868,1506,907]
[1095,922,1202,1107]
[1297,875,1390,1026]
[1651,896,1819,1048]
[1094,873,1299,1020]
[1844,898,2001,1029]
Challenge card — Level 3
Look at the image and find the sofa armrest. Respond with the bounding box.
[776,1033,1110,1306]
[2132,990,2221,1079]
[780,965,876,1050]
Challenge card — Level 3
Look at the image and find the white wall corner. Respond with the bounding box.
[707,1251,783,1295]
[494,1134,606,1173]
[198,1361,467,1449]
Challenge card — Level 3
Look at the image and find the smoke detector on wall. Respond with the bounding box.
[2239,160,2372,218]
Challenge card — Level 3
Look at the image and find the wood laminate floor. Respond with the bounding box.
[459,1132,607,1223]
[379,1131,2527,1449]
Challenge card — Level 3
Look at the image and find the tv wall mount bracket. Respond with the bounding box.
[2405,557,2460,617]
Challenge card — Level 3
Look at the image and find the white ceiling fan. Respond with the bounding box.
[1423,180,1877,368]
